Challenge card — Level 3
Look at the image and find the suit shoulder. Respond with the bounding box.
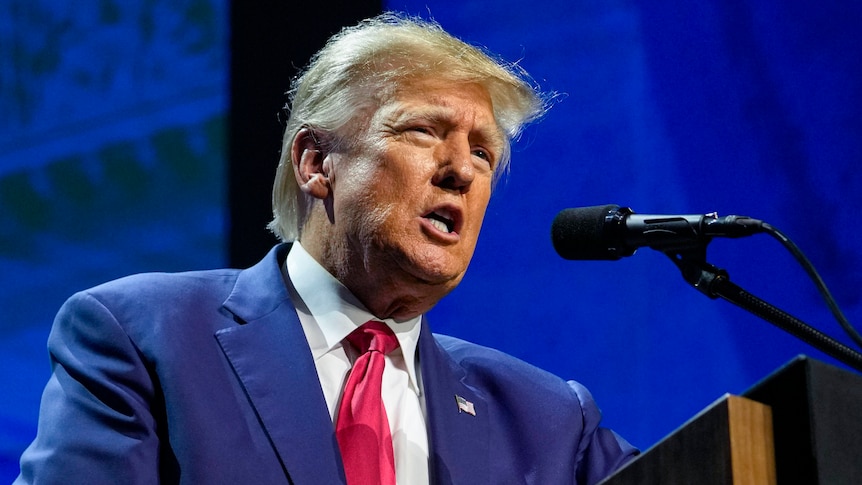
[433,333,580,401]
[59,268,243,334]
[82,268,240,304]
[53,268,247,357]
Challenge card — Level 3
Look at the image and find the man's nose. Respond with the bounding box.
[432,137,475,192]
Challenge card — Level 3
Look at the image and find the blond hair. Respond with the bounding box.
[269,12,546,241]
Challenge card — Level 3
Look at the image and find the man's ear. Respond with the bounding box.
[292,127,330,200]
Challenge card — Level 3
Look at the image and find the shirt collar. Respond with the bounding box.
[285,242,423,395]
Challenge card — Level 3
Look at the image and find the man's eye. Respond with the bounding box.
[409,126,433,135]
[472,148,491,162]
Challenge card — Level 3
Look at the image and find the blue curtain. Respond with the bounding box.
[389,0,862,449]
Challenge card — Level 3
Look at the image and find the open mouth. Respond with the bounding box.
[423,207,459,234]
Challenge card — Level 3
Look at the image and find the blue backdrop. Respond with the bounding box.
[1,0,860,481]
[389,0,862,452]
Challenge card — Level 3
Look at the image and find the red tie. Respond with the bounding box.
[336,321,399,485]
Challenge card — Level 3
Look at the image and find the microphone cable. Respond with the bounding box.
[761,222,862,350]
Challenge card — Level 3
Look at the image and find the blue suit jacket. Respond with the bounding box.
[17,244,636,484]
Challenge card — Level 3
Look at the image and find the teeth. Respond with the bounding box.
[428,218,450,233]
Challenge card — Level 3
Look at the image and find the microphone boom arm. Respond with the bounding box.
[667,247,862,373]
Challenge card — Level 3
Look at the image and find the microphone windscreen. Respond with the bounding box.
[551,205,621,260]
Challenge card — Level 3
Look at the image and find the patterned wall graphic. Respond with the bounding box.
[0,1,227,479]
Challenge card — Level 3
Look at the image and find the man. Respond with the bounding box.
[17,13,637,484]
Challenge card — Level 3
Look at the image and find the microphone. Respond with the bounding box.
[551,204,765,260]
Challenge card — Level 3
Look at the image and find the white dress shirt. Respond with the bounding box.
[283,242,430,484]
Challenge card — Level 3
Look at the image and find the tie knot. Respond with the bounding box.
[346,320,399,355]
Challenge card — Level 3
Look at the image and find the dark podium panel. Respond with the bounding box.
[600,356,862,485]
[743,356,862,485]
[599,394,776,484]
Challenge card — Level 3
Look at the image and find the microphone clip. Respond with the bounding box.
[665,247,728,300]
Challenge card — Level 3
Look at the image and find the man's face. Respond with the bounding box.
[316,78,504,316]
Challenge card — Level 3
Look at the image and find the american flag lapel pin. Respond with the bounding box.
[454,394,476,416]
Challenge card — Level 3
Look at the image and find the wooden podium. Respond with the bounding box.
[599,356,862,485]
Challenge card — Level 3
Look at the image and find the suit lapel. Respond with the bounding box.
[419,320,491,484]
[215,245,492,484]
[216,244,346,485]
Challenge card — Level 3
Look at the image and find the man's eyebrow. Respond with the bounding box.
[386,104,455,125]
[386,103,506,150]
[477,124,507,153]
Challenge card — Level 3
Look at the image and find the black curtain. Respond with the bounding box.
[229,1,383,268]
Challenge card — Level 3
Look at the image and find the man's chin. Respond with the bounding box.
[410,265,468,295]
[386,242,473,289]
